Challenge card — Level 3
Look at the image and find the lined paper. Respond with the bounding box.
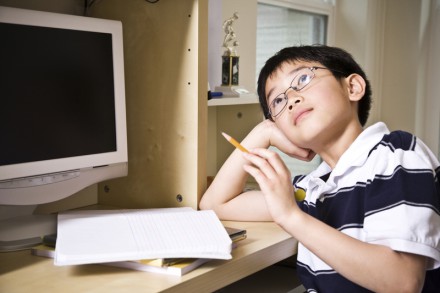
[54,208,232,266]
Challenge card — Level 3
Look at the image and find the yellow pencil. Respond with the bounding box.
[222,132,249,153]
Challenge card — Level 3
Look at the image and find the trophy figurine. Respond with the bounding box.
[215,12,249,97]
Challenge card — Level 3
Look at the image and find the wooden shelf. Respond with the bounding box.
[208,94,259,106]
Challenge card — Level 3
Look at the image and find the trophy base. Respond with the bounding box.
[215,85,249,97]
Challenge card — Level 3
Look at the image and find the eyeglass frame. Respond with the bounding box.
[267,66,341,118]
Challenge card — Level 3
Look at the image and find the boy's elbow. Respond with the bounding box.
[381,260,426,293]
[389,277,424,293]
[396,255,427,293]
[199,193,217,211]
[198,197,210,210]
[401,273,425,293]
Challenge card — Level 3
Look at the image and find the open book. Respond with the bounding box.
[54,208,232,266]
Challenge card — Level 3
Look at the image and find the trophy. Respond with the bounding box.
[215,12,249,97]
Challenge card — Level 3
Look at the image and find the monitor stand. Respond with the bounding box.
[0,205,57,252]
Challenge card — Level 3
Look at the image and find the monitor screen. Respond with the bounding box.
[1,23,117,166]
[0,6,128,206]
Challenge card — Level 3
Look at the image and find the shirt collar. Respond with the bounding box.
[309,122,390,180]
[334,122,390,176]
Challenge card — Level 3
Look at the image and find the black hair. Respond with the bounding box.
[257,45,372,126]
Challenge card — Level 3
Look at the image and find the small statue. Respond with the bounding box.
[222,12,239,56]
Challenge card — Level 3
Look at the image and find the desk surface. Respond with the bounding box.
[0,221,297,293]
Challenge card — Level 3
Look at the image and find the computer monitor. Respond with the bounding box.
[0,6,128,250]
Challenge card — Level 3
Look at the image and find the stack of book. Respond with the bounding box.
[31,208,246,276]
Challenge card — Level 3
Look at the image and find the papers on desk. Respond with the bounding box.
[106,257,212,276]
[54,207,232,266]
[32,244,211,276]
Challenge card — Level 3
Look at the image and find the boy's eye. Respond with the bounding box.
[272,96,285,106]
[293,73,312,90]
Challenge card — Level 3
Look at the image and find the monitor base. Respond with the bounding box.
[0,210,57,252]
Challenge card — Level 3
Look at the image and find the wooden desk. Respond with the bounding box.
[0,221,297,292]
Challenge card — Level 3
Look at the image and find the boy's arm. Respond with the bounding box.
[199,119,312,221]
[244,147,427,292]
[291,212,427,292]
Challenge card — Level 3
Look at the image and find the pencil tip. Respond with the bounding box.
[221,132,230,140]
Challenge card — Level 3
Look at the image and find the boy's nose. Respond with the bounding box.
[288,96,303,110]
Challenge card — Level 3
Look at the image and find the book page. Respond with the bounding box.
[55,208,232,266]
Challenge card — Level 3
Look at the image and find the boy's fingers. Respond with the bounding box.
[287,147,315,161]
[244,148,290,177]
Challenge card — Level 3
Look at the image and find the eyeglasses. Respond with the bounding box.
[268,66,329,118]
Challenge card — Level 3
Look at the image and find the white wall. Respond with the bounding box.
[418,0,440,156]
[334,0,381,125]
[380,0,421,133]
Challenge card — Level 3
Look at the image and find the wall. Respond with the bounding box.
[337,0,439,155]
[381,0,421,133]
[417,0,440,156]
[334,0,378,124]
[334,0,437,142]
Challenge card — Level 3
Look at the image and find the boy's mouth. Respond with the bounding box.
[294,108,313,125]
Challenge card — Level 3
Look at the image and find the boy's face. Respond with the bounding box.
[265,61,360,150]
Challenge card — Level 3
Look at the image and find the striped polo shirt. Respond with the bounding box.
[294,122,440,292]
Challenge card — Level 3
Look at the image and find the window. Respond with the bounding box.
[256,0,333,80]
[256,0,334,175]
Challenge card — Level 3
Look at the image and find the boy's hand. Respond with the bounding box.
[242,148,300,224]
[260,119,315,161]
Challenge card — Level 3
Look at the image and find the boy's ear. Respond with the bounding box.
[345,74,366,102]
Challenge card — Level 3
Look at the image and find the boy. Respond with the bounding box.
[200,45,440,292]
